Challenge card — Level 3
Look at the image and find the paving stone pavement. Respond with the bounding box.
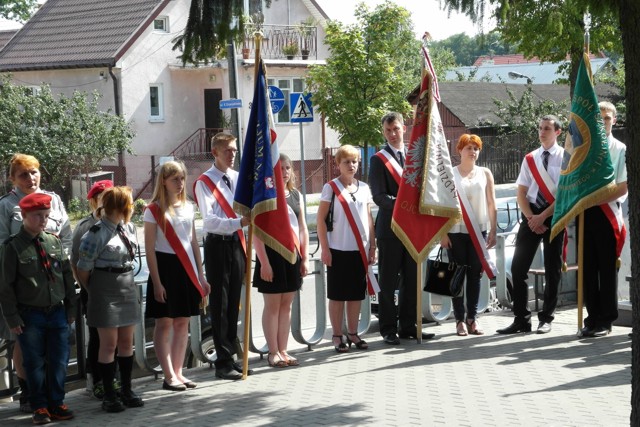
[0,306,632,426]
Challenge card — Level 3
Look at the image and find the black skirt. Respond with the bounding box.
[253,245,302,294]
[145,251,202,318]
[327,248,366,301]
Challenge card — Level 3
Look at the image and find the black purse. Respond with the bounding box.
[424,248,467,297]
[325,192,335,232]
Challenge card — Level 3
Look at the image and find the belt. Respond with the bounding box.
[19,302,64,313]
[95,266,134,273]
[207,233,239,241]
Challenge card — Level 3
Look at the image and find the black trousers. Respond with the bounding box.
[583,206,619,328]
[204,235,245,369]
[511,207,564,324]
[447,232,484,322]
[377,236,417,336]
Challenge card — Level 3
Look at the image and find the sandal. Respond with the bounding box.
[280,351,299,366]
[346,332,369,350]
[267,352,288,368]
[466,319,484,335]
[332,335,349,353]
[456,321,468,336]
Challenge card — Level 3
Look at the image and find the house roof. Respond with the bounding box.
[0,30,17,50]
[436,82,621,128]
[446,58,613,85]
[0,0,168,71]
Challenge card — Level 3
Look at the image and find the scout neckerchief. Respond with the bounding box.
[452,167,498,279]
[146,203,206,298]
[193,174,247,255]
[328,179,380,296]
[375,149,402,186]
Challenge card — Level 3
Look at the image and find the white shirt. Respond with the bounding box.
[450,166,489,233]
[194,164,243,235]
[516,143,564,204]
[320,180,373,251]
[608,134,627,204]
[143,203,195,254]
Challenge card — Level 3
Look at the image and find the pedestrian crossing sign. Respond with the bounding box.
[289,92,313,123]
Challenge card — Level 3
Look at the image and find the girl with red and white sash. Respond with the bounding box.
[441,134,497,336]
[144,161,211,391]
[317,145,376,353]
[253,154,310,368]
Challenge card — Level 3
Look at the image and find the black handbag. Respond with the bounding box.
[325,192,335,232]
[424,248,467,297]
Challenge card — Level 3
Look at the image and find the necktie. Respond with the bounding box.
[222,175,231,190]
[397,151,404,167]
[535,151,550,209]
[116,224,135,260]
[33,237,55,282]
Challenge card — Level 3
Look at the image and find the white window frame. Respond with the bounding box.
[267,77,305,124]
[153,16,169,33]
[149,84,165,122]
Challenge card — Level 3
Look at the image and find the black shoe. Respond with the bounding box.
[537,322,552,334]
[215,365,242,380]
[162,381,187,391]
[121,390,144,408]
[398,331,435,340]
[232,361,254,376]
[496,321,532,334]
[102,395,125,413]
[580,326,595,337]
[32,408,51,425]
[383,333,400,345]
[593,326,612,337]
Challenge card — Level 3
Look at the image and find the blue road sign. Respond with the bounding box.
[289,93,313,123]
[268,86,285,114]
[219,98,243,109]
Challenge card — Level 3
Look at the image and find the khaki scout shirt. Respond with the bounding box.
[0,227,77,329]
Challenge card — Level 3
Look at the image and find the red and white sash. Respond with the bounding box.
[375,150,402,186]
[525,152,556,204]
[146,203,206,298]
[286,198,301,254]
[600,202,626,257]
[452,168,498,279]
[193,175,247,254]
[328,179,380,296]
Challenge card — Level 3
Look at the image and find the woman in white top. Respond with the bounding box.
[441,134,497,336]
[144,161,210,391]
[317,145,376,353]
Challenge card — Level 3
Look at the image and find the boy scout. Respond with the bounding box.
[0,193,77,425]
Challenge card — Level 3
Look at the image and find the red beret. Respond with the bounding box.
[19,193,52,212]
[87,180,114,200]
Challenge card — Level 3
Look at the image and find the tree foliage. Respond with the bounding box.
[0,78,135,197]
[431,31,516,66]
[0,0,36,22]
[306,1,421,177]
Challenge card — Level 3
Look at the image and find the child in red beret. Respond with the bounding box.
[0,192,77,424]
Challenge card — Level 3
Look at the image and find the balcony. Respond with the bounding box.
[238,24,318,61]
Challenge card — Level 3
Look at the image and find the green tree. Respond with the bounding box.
[0,78,135,197]
[441,0,640,420]
[0,0,36,21]
[431,31,516,66]
[306,1,421,179]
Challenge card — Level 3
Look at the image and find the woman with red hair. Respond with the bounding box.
[441,134,497,336]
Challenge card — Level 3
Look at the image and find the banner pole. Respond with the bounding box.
[416,261,422,344]
[577,212,584,334]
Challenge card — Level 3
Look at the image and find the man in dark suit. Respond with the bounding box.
[369,112,435,344]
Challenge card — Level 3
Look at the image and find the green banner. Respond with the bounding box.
[550,54,615,240]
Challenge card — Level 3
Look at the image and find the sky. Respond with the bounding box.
[317,0,495,41]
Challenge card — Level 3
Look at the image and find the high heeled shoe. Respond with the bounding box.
[346,332,368,350]
[466,319,484,335]
[332,335,349,353]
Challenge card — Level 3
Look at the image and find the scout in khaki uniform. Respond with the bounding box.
[0,193,77,425]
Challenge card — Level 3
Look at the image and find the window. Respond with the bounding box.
[149,84,164,122]
[153,17,169,33]
[268,77,305,123]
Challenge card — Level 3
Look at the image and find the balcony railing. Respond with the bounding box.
[238,24,318,60]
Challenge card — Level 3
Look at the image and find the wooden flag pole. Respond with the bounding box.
[577,213,584,334]
[241,33,262,380]
[416,261,423,344]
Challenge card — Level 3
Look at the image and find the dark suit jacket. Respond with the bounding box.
[369,144,400,239]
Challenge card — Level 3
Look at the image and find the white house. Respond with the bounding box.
[0,0,340,197]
